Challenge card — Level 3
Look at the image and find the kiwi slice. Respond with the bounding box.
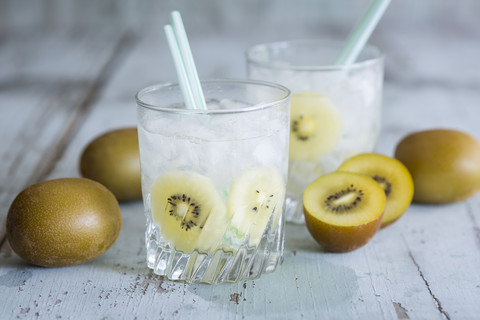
[225,166,286,249]
[303,172,385,252]
[150,171,228,253]
[337,153,414,227]
[289,91,344,162]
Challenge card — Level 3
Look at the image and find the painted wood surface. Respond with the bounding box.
[1,1,480,319]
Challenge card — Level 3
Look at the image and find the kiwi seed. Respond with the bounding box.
[324,184,364,213]
[291,115,316,141]
[251,190,274,212]
[372,175,392,197]
[167,193,202,231]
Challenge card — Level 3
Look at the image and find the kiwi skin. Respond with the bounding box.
[6,178,122,267]
[303,172,386,253]
[80,128,142,202]
[304,212,383,253]
[395,129,480,204]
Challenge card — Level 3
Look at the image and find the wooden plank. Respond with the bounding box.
[0,30,133,241]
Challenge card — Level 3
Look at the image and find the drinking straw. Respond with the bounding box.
[164,11,207,110]
[164,25,196,109]
[170,11,207,110]
[334,0,391,65]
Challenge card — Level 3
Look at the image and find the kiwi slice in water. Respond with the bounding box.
[150,171,228,253]
[225,167,285,249]
[289,91,344,162]
[337,153,414,227]
[303,172,385,252]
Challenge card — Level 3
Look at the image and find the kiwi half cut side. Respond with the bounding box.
[150,171,228,253]
[337,153,414,227]
[303,171,385,252]
[289,91,344,162]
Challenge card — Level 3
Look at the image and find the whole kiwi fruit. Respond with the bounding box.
[7,178,122,267]
[80,127,142,202]
[394,129,480,203]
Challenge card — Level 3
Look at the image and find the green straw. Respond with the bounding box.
[170,11,207,110]
[164,11,207,110]
[164,25,196,109]
[334,0,391,65]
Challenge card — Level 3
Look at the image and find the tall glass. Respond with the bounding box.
[246,39,384,223]
[136,79,291,284]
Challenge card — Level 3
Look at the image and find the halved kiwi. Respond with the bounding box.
[303,171,385,252]
[289,91,344,162]
[150,171,228,253]
[337,153,414,227]
[226,166,285,249]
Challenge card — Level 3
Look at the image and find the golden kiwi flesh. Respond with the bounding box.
[7,178,122,267]
[303,172,386,252]
[80,127,142,202]
[395,129,480,203]
[337,153,414,227]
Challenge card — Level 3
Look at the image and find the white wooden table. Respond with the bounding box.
[1,1,480,319]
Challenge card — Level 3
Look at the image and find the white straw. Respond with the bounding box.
[170,11,207,110]
[334,0,391,65]
[164,25,196,109]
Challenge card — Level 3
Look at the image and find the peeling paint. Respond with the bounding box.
[393,302,409,319]
[0,270,32,288]
[408,252,451,320]
[230,293,241,304]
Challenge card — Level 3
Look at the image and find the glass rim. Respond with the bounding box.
[245,38,385,71]
[135,78,291,115]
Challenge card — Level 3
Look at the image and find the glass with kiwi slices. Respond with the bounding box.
[246,39,385,223]
[136,79,291,284]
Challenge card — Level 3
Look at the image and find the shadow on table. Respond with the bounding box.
[284,222,325,254]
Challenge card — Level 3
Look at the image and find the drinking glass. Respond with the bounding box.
[136,79,291,283]
[246,39,384,223]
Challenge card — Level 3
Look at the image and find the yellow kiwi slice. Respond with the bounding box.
[337,153,414,227]
[150,171,228,253]
[303,171,385,252]
[225,166,286,249]
[289,91,344,162]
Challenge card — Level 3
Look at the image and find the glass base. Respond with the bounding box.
[284,193,305,224]
[145,216,284,284]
